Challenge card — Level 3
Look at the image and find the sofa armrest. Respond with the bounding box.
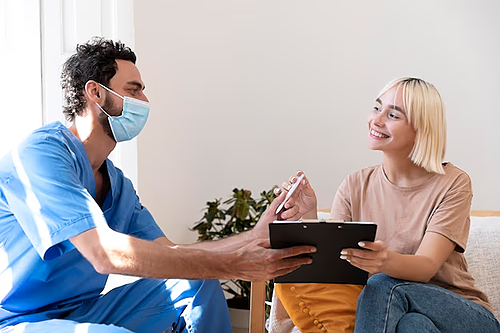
[250,281,266,333]
[465,215,500,319]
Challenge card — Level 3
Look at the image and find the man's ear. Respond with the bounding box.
[85,80,102,103]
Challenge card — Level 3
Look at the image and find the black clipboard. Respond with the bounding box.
[269,221,377,285]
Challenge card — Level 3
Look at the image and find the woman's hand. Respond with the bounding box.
[250,190,301,243]
[340,240,389,275]
[274,171,318,219]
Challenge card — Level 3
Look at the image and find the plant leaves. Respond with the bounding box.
[192,186,277,316]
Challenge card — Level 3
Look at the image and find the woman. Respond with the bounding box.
[276,77,500,333]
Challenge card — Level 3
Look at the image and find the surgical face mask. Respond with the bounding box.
[95,83,150,142]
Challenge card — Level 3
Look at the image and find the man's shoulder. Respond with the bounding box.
[1,122,69,164]
[25,121,80,150]
[1,122,84,176]
[29,121,69,140]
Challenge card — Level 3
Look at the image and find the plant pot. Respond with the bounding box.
[228,307,249,333]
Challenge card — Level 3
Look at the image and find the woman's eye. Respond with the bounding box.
[389,113,399,120]
[373,106,381,113]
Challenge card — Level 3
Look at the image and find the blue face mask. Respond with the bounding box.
[95,83,150,142]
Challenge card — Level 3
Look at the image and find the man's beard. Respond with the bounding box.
[98,94,122,142]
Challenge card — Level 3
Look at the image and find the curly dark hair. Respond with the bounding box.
[60,37,136,122]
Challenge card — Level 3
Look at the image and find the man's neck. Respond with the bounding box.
[69,118,116,174]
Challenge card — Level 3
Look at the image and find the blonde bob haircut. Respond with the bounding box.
[377,77,446,174]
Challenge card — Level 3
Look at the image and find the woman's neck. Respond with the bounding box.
[382,154,435,187]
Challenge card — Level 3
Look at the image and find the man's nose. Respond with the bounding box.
[139,92,149,103]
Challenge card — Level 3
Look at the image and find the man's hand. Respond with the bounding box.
[226,237,315,281]
[224,190,316,281]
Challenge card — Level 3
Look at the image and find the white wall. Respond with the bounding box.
[41,0,139,188]
[134,0,500,244]
[1,0,139,186]
[0,0,43,157]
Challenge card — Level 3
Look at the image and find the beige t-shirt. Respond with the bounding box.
[331,162,492,313]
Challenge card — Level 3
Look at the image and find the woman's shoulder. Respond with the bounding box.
[441,162,472,187]
[344,164,382,184]
[442,162,467,174]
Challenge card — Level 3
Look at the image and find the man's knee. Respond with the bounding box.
[2,320,134,333]
[188,279,226,306]
[161,279,228,309]
[168,279,224,298]
[199,279,224,293]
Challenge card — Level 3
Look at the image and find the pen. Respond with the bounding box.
[275,174,305,214]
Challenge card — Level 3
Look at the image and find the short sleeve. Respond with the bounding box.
[104,163,164,241]
[128,201,164,240]
[0,134,107,260]
[331,177,353,222]
[426,172,472,252]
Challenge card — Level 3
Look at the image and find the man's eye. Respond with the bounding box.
[373,106,381,112]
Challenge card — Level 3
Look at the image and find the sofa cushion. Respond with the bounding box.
[464,216,500,319]
[275,283,362,333]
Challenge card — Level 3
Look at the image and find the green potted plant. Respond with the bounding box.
[191,187,276,321]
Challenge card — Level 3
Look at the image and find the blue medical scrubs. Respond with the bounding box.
[0,122,231,333]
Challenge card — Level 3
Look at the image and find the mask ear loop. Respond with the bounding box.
[95,102,113,119]
[98,83,124,100]
[96,83,125,119]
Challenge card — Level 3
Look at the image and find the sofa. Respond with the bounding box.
[248,210,500,333]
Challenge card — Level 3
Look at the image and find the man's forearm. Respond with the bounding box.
[183,230,254,252]
[72,221,314,282]
[72,227,234,280]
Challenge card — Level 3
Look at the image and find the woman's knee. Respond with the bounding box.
[366,273,399,285]
[396,313,439,333]
[363,273,405,295]
[357,273,411,310]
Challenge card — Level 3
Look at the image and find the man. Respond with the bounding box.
[0,37,314,333]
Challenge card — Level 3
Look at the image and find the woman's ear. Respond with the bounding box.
[85,80,102,103]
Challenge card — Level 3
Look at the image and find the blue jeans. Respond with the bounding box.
[354,273,500,333]
[0,279,231,333]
